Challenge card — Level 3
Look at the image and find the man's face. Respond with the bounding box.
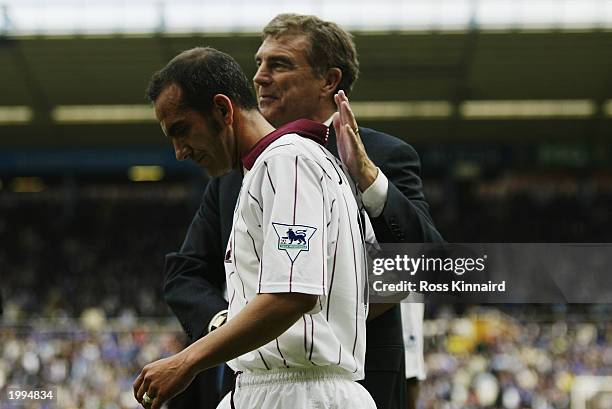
[253,34,327,127]
[154,84,234,177]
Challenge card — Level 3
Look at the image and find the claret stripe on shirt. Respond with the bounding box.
[246,230,260,262]
[263,161,276,194]
[341,190,360,364]
[275,338,289,368]
[292,156,298,225]
[232,229,247,300]
[257,350,271,370]
[247,191,263,212]
[309,315,315,361]
[326,227,341,320]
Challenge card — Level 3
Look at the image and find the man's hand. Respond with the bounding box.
[333,90,378,191]
[133,351,196,409]
[133,292,317,408]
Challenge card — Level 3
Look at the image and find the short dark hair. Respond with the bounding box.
[262,13,359,95]
[146,47,258,113]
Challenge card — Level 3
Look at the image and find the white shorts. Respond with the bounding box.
[216,366,377,409]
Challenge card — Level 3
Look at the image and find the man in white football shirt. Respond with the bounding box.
[133,47,376,409]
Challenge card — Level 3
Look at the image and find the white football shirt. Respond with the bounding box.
[224,120,372,379]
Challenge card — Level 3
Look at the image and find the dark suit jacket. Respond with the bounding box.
[164,126,442,409]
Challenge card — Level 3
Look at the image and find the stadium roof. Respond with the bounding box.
[0,30,611,148]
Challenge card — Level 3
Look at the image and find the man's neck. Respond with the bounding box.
[236,110,276,157]
[277,101,335,126]
[237,102,335,156]
[309,105,336,125]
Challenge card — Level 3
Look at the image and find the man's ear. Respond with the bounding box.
[322,68,342,97]
[212,94,234,125]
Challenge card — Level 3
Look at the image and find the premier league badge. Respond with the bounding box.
[272,222,317,262]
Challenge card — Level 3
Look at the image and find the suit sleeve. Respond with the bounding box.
[372,142,443,243]
[163,177,228,343]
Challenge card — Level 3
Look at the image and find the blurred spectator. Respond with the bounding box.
[1,178,611,407]
[0,199,191,320]
[1,307,609,409]
[420,307,612,409]
[0,320,184,409]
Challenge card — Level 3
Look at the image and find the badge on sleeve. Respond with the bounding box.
[272,222,317,262]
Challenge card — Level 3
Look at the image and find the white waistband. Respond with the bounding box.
[236,366,353,387]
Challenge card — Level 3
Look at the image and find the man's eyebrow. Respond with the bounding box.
[255,54,294,65]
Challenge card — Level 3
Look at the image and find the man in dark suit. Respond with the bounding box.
[164,14,442,409]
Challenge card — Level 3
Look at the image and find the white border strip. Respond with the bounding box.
[352,101,453,119]
[0,106,33,124]
[0,100,607,125]
[461,100,597,119]
[51,105,157,123]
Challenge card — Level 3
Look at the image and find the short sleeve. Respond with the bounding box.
[254,154,329,297]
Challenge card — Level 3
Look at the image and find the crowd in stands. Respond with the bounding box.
[1,308,609,408]
[1,177,611,408]
[0,318,183,408]
[2,175,611,319]
[0,196,194,320]
[420,306,611,409]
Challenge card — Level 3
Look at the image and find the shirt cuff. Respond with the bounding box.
[361,167,388,218]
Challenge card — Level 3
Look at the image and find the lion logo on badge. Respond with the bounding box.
[272,222,317,262]
[284,228,307,245]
